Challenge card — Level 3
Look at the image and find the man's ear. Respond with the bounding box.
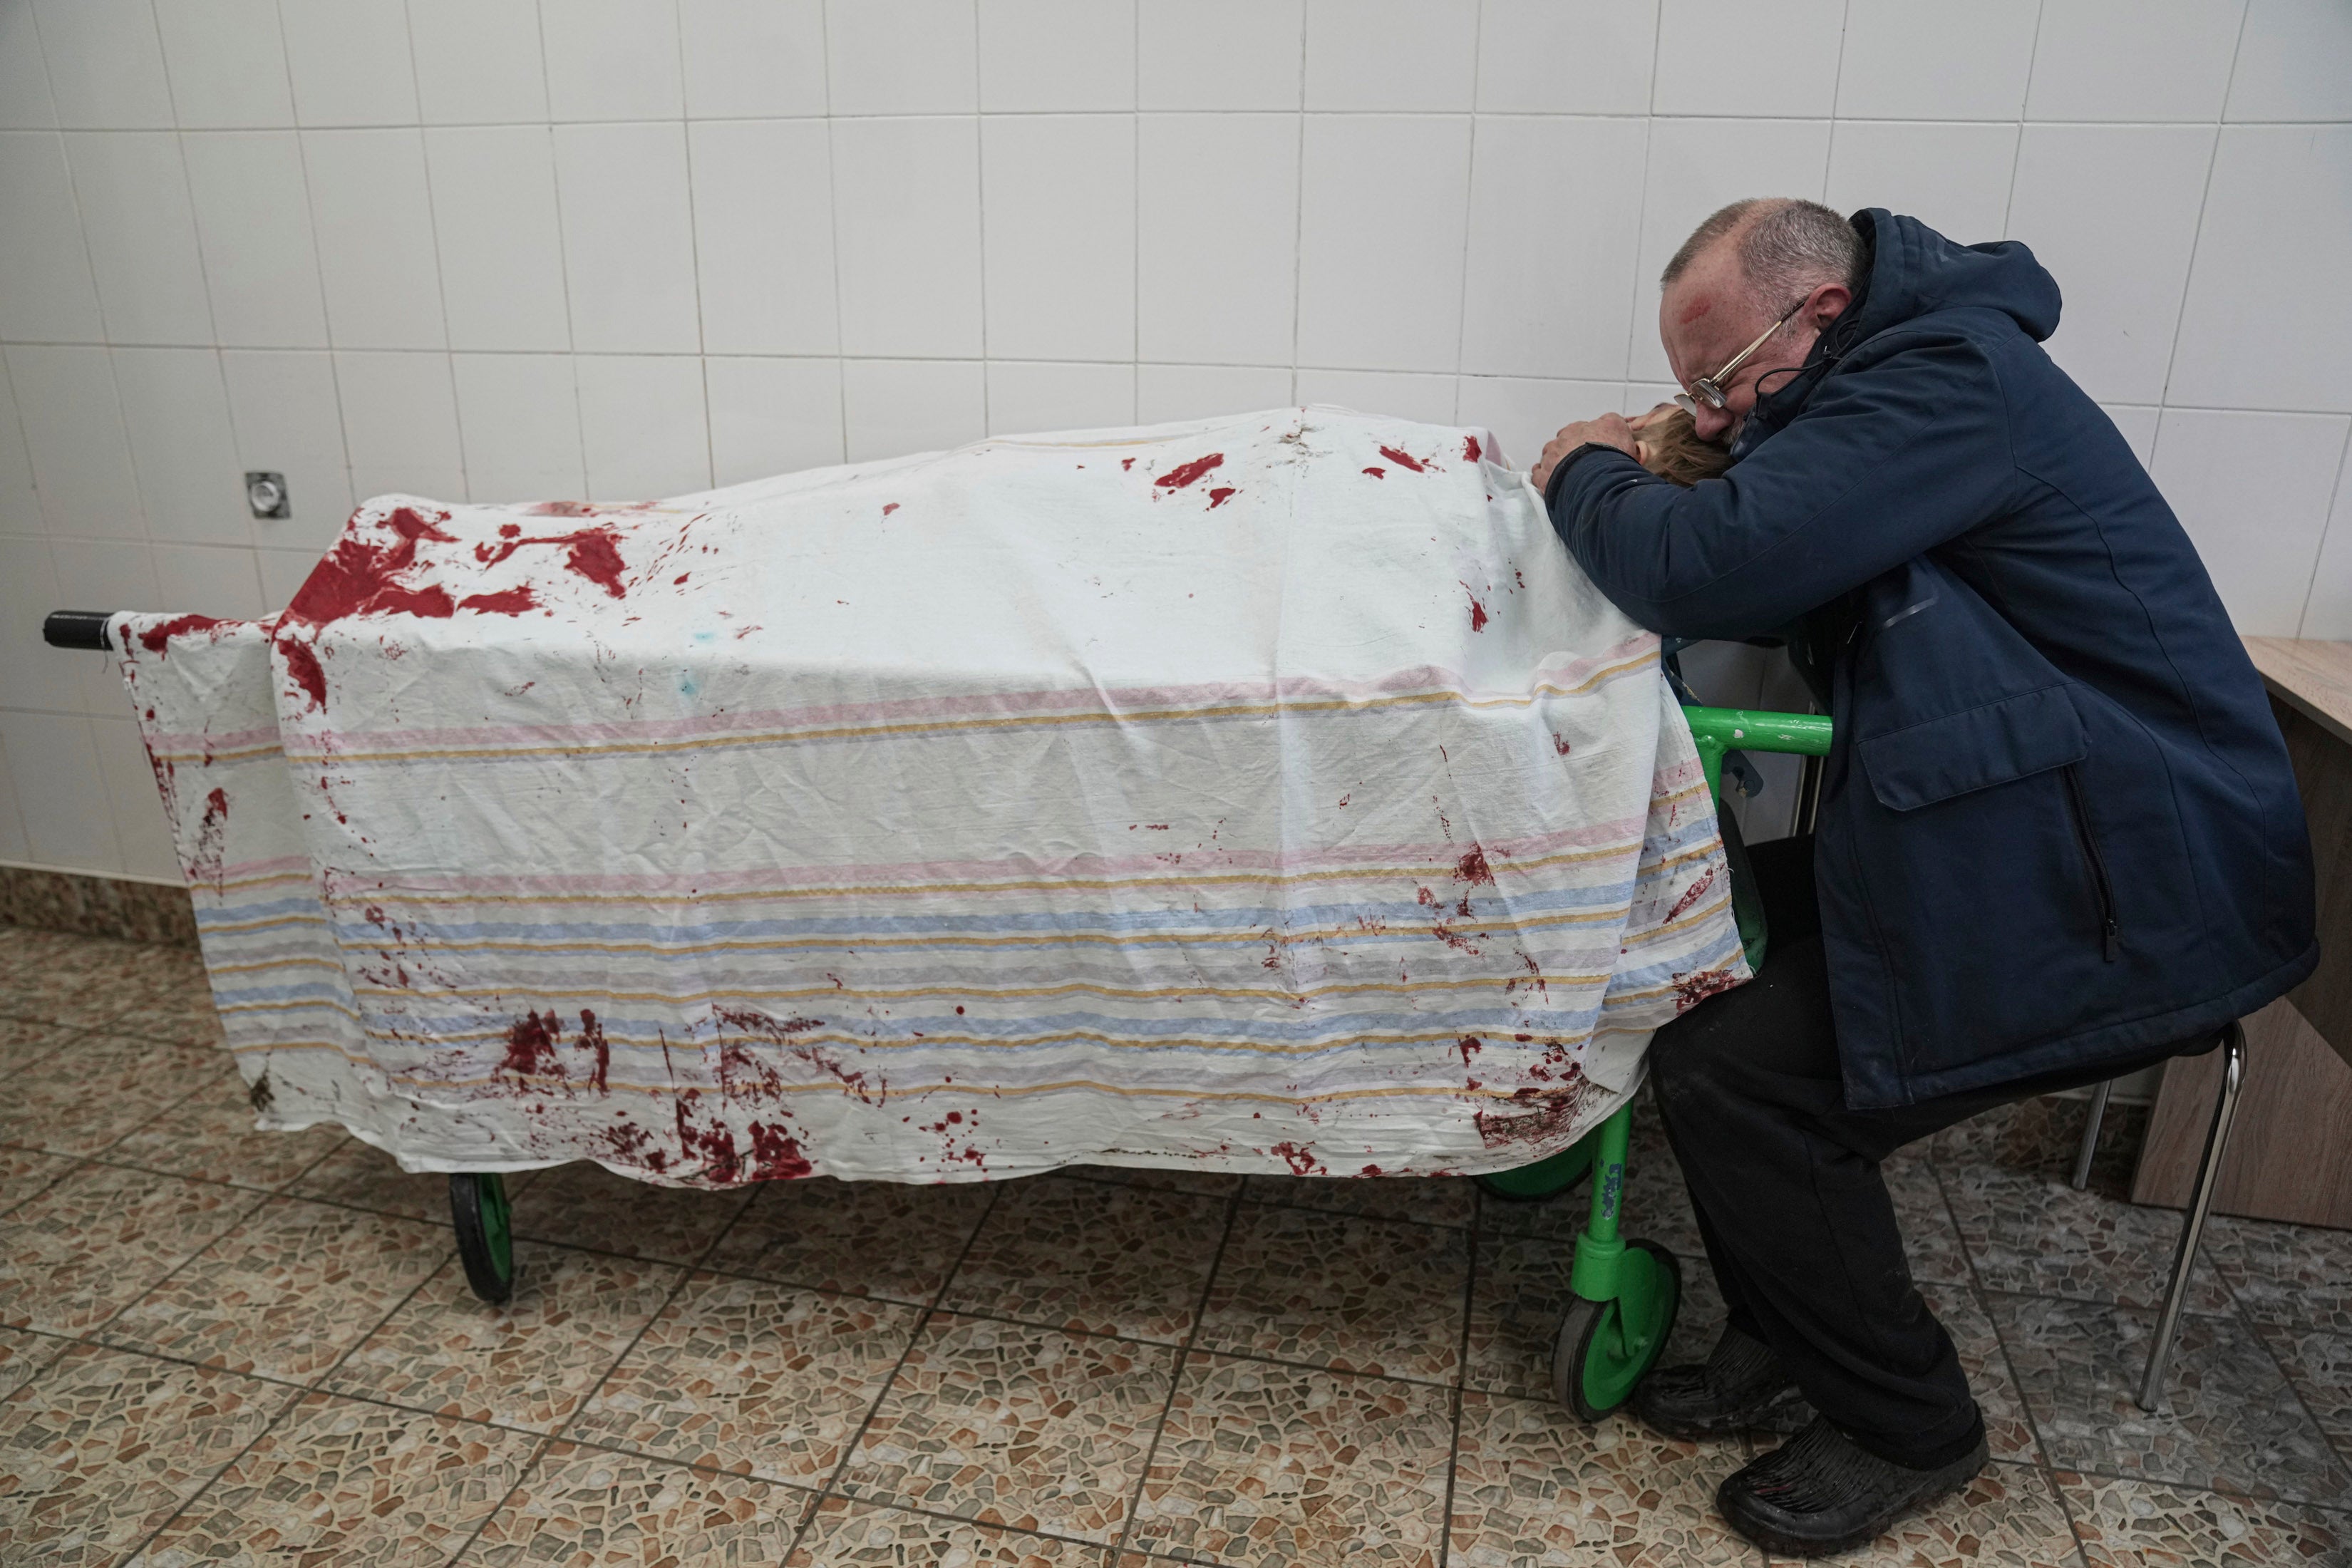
[1809,281,1853,326]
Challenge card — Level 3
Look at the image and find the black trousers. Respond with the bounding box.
[1648,833,2203,1468]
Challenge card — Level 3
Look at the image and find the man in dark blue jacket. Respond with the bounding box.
[1532,200,2317,1557]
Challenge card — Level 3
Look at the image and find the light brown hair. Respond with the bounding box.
[1637,406,1734,487]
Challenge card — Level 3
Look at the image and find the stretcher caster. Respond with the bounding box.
[1552,1238,1681,1420]
[450,1172,517,1304]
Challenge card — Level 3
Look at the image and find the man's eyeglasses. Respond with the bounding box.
[1674,298,1806,414]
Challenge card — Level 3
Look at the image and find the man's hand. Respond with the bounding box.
[1531,413,1639,495]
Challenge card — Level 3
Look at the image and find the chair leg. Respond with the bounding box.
[2136,1020,2247,1413]
[2070,1078,2114,1190]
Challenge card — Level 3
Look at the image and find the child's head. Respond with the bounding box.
[1633,405,1734,487]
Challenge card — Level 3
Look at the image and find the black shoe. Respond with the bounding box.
[1716,1415,1990,1558]
[1632,1326,1809,1440]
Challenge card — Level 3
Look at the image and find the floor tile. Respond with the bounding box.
[1468,1230,1728,1404]
[1761,1458,2080,1567]
[1239,1174,1476,1228]
[2057,1470,2350,1565]
[288,1137,473,1224]
[0,932,194,1029]
[573,1269,921,1483]
[1887,1157,1971,1288]
[0,1162,260,1335]
[1448,1391,1755,1567]
[133,1390,541,1566]
[102,1195,450,1382]
[1197,1205,1468,1383]
[1056,1164,1242,1198]
[2253,1321,2352,1455]
[1944,1163,2232,1314]
[1919,1280,2041,1465]
[1937,1094,2147,1196]
[0,1343,294,1567]
[840,1313,1174,1542]
[2206,1215,2352,1334]
[455,1440,813,1564]
[510,1158,754,1265]
[329,1242,681,1431]
[0,1029,226,1157]
[101,1062,345,1191]
[1993,1291,2352,1506]
[0,1016,68,1080]
[1128,1351,1452,1567]
[0,1144,78,1215]
[0,1323,65,1401]
[790,1495,1114,1565]
[107,984,229,1050]
[708,1175,997,1306]
[943,1178,1229,1345]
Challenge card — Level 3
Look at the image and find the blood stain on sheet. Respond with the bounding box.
[1207,487,1237,507]
[1663,866,1718,923]
[279,639,329,711]
[1155,453,1224,490]
[882,502,899,515]
[1474,1076,1589,1148]
[673,1093,741,1182]
[284,507,458,629]
[502,1009,564,1079]
[1120,457,1135,470]
[1673,966,1741,1012]
[1269,1140,1323,1176]
[1378,445,1427,473]
[458,586,537,615]
[1362,466,1386,479]
[1463,435,1483,463]
[577,1008,610,1093]
[1457,1033,1482,1066]
[529,500,599,517]
[1463,586,1489,632]
[187,787,229,888]
[1455,843,1495,887]
[748,1120,813,1180]
[1552,731,1572,756]
[138,614,225,656]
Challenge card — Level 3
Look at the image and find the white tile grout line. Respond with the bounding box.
[2150,2,2252,427]
[1998,0,2051,238]
[36,111,2352,131]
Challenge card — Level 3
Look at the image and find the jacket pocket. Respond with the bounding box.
[2060,763,2122,961]
[1857,685,2087,813]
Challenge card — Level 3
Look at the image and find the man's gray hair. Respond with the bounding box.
[1661,198,1865,306]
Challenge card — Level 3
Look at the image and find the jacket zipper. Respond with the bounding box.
[2060,764,2121,961]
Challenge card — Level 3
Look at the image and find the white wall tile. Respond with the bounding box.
[1475,0,1655,115]
[452,354,586,502]
[2026,0,2247,123]
[841,358,986,460]
[0,368,36,535]
[1628,117,1835,382]
[705,356,845,483]
[409,0,550,124]
[304,130,447,349]
[0,1,56,129]
[1653,0,1845,119]
[1835,0,2038,120]
[2301,453,2352,639]
[48,537,161,713]
[63,132,213,345]
[153,0,296,128]
[2170,125,2352,414]
[2150,408,2346,634]
[150,542,267,619]
[1456,375,1620,473]
[0,711,119,870]
[982,115,1133,362]
[1296,115,1471,373]
[832,117,983,358]
[182,132,329,348]
[1135,363,1293,425]
[543,0,686,122]
[112,347,247,546]
[259,548,324,609]
[1461,115,1649,381]
[426,126,572,353]
[554,123,702,354]
[826,0,979,116]
[334,349,463,502]
[1824,122,2020,245]
[2100,404,2162,469]
[2006,125,2212,406]
[1136,114,1299,367]
[279,0,421,127]
[680,0,827,118]
[0,538,78,709]
[576,354,711,498]
[0,132,103,341]
[1138,0,1303,111]
[1294,368,1456,424]
[221,350,354,548]
[91,715,178,877]
[31,0,173,129]
[979,0,1134,113]
[986,361,1134,435]
[6,345,142,538]
[1304,0,1477,113]
[2227,0,2352,120]
[689,119,838,355]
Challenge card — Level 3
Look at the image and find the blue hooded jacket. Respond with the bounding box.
[1547,210,2318,1108]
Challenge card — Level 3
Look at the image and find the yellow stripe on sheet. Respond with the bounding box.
[342,969,1616,1009]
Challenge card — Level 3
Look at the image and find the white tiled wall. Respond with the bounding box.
[4,0,2349,880]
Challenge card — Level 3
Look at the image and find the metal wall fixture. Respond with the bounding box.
[245,471,290,520]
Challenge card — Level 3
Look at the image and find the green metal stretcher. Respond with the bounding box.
[1477,703,1835,1420]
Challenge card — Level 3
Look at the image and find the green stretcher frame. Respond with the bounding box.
[1485,703,1833,1415]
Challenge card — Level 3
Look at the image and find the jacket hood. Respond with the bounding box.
[1845,209,2062,345]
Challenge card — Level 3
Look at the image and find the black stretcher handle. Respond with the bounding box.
[43,610,116,651]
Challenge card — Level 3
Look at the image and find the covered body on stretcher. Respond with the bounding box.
[114,407,1746,1187]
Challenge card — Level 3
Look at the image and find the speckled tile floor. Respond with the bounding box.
[0,922,2347,1566]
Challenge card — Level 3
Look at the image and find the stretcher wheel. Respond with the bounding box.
[1551,1239,1680,1421]
[450,1172,517,1304]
